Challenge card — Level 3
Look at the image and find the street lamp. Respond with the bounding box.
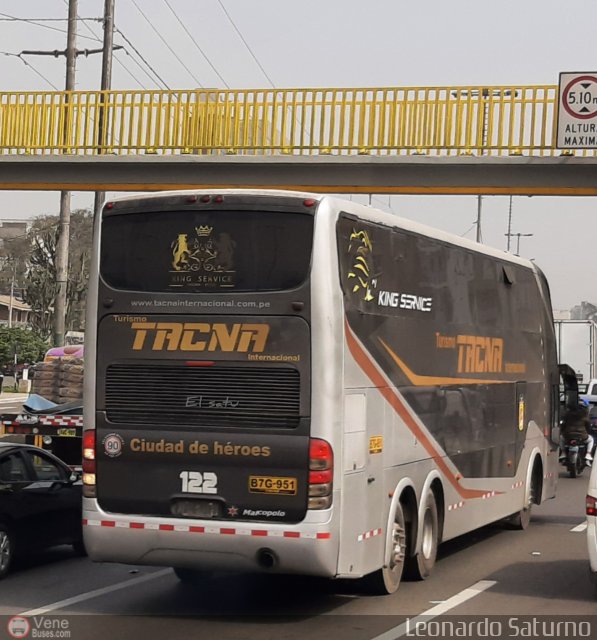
[505,231,533,256]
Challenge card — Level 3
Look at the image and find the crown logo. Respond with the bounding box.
[196,225,213,237]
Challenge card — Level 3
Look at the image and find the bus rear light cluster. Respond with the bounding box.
[82,429,97,498]
[198,194,224,204]
[308,438,333,509]
[587,495,597,517]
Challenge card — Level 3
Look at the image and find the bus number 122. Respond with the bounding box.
[179,470,218,494]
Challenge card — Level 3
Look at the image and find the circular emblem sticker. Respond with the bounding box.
[103,433,124,457]
[7,616,30,639]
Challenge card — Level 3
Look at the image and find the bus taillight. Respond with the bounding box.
[308,438,333,509]
[588,495,597,517]
[82,430,96,498]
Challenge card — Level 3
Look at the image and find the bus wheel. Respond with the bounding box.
[507,476,535,530]
[173,567,213,586]
[361,502,407,595]
[405,492,439,580]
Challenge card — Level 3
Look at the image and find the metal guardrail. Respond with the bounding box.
[0,85,590,157]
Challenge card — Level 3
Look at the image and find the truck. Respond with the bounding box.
[0,345,84,467]
[554,319,597,391]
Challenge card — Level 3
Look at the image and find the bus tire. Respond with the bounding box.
[507,473,536,530]
[360,501,407,595]
[72,535,87,557]
[173,567,213,586]
[0,523,15,580]
[405,492,439,580]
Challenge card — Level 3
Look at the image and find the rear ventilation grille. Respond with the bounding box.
[104,364,301,429]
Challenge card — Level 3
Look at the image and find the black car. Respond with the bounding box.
[0,442,84,579]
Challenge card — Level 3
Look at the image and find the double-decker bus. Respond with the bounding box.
[82,189,561,594]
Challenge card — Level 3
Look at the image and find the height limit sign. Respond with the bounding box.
[557,72,597,148]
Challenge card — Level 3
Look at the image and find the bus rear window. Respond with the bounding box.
[100,209,313,293]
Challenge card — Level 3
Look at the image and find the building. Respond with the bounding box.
[0,294,31,327]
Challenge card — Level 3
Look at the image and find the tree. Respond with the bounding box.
[22,210,92,339]
[0,326,48,369]
[0,226,29,299]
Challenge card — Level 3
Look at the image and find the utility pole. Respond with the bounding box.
[8,265,15,329]
[22,1,120,345]
[476,195,483,243]
[54,0,78,347]
[506,195,513,251]
[94,0,116,218]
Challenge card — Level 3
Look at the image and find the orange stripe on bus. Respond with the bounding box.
[344,318,498,500]
[379,338,508,386]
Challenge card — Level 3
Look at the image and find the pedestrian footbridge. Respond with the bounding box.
[0,84,595,195]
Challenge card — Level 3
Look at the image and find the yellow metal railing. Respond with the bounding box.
[0,85,587,156]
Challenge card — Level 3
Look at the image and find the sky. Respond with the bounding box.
[0,0,596,311]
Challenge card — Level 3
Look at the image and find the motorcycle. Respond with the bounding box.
[560,437,588,478]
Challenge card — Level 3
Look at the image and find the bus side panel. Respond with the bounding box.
[336,388,387,576]
[335,213,559,552]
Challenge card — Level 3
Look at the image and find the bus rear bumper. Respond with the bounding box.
[83,506,338,578]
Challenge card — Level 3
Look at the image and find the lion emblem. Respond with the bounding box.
[347,229,374,301]
[171,233,190,271]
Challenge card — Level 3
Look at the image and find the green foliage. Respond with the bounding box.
[0,224,29,296]
[19,209,93,339]
[0,326,48,369]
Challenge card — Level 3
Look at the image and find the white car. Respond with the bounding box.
[588,460,597,589]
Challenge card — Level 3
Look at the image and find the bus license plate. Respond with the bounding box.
[248,476,297,495]
[57,428,77,437]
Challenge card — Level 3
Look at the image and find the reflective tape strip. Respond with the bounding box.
[37,415,83,427]
[2,415,83,427]
[357,527,382,542]
[511,481,524,489]
[447,501,465,511]
[83,518,331,539]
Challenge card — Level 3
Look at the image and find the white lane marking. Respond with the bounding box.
[369,580,497,640]
[571,521,588,532]
[0,395,28,405]
[20,569,172,616]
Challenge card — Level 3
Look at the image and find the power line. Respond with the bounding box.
[130,0,204,87]
[114,27,170,89]
[0,16,98,22]
[217,0,275,87]
[163,0,229,88]
[372,195,397,214]
[0,51,59,90]
[70,3,147,90]
[460,222,477,238]
[0,12,101,42]
[115,45,158,89]
[0,221,60,243]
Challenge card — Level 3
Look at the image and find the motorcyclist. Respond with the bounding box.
[559,398,594,467]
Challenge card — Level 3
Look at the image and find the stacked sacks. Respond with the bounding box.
[58,358,84,403]
[30,360,61,403]
[31,358,84,404]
